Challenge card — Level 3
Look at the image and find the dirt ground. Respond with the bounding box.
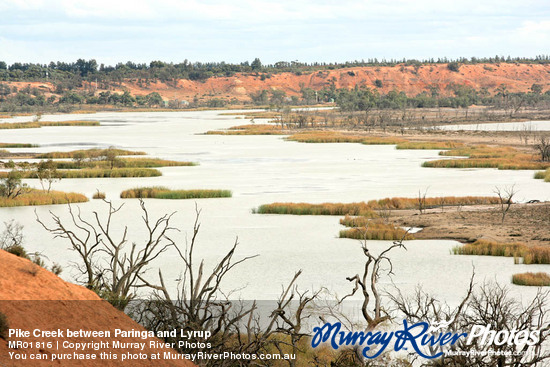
[391,202,550,246]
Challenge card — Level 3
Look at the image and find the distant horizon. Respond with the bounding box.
[3,55,550,68]
[2,0,549,66]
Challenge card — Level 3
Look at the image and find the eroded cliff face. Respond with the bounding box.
[5,63,549,103]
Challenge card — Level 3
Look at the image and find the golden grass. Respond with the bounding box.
[37,148,146,159]
[424,145,550,170]
[535,168,550,182]
[286,131,405,145]
[0,121,99,129]
[512,272,550,286]
[205,124,286,135]
[0,190,88,207]
[120,187,232,199]
[395,141,464,150]
[0,168,162,179]
[255,196,500,216]
[453,240,550,264]
[54,158,196,169]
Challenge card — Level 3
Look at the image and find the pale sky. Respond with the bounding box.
[1,0,549,65]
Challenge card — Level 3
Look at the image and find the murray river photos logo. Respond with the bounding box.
[311,320,540,359]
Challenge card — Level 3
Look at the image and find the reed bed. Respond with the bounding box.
[254,202,377,216]
[339,222,414,240]
[453,240,550,264]
[366,196,500,209]
[452,240,526,257]
[37,148,146,159]
[120,187,232,199]
[0,190,88,207]
[424,145,550,170]
[395,141,464,150]
[0,121,99,129]
[255,196,500,216]
[535,169,550,182]
[206,124,285,135]
[286,131,404,144]
[0,168,162,179]
[512,272,550,286]
[54,158,196,169]
[0,143,36,148]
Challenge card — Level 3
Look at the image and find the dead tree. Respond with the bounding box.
[35,199,176,310]
[136,206,319,366]
[339,226,409,330]
[493,185,516,224]
[534,136,550,162]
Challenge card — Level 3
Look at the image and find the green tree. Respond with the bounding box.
[251,58,262,71]
[0,168,28,198]
[36,159,61,193]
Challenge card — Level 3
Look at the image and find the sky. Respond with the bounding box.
[1,0,550,66]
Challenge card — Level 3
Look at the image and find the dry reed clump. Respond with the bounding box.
[423,145,550,170]
[535,168,550,182]
[206,124,286,135]
[0,190,88,207]
[92,191,106,199]
[37,148,146,159]
[395,141,464,150]
[0,121,99,129]
[452,240,550,264]
[339,221,414,240]
[512,272,550,286]
[120,187,232,199]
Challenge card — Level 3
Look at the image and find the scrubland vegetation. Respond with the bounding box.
[0,143,36,148]
[120,187,231,199]
[0,167,162,179]
[338,216,414,240]
[206,124,285,135]
[36,148,145,159]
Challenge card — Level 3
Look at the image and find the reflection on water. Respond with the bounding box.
[0,110,549,307]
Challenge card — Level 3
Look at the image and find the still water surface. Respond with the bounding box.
[0,110,549,306]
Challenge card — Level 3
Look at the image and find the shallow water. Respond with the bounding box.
[0,110,549,308]
[435,120,550,131]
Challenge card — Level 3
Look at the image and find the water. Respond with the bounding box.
[0,110,549,308]
[435,120,550,131]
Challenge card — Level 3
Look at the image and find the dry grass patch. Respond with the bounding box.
[120,187,232,199]
[92,191,106,199]
[339,223,413,240]
[512,272,550,286]
[0,190,88,207]
[0,168,162,179]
